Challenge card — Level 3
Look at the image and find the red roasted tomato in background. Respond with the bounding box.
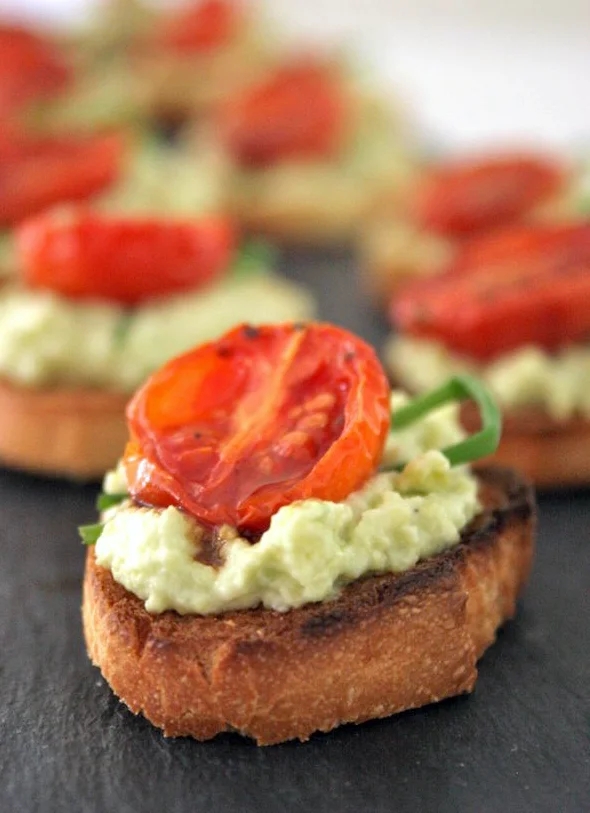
[217,61,348,167]
[411,154,566,238]
[124,323,391,532]
[17,211,235,305]
[154,0,241,53]
[0,131,124,226]
[392,222,590,361]
[0,23,71,119]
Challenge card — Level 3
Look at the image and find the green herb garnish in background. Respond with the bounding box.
[386,374,502,470]
[231,240,276,280]
[113,311,134,346]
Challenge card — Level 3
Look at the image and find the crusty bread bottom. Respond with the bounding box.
[83,467,534,745]
[0,377,128,480]
[462,402,590,488]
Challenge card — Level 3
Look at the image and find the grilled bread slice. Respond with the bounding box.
[83,465,534,745]
[0,378,128,479]
[463,402,590,488]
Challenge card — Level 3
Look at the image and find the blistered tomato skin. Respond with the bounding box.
[17,212,235,305]
[393,222,590,361]
[0,132,124,226]
[217,62,347,167]
[124,323,391,532]
[412,154,566,238]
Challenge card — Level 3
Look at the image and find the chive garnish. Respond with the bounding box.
[96,492,128,511]
[113,311,133,346]
[79,523,105,546]
[79,493,128,544]
[231,240,276,279]
[387,374,502,469]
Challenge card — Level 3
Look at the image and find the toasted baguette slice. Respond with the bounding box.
[83,466,534,745]
[462,402,590,488]
[0,377,128,480]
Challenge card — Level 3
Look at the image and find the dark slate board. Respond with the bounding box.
[1,251,589,813]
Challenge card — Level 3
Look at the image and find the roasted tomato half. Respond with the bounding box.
[0,23,71,119]
[0,131,124,226]
[17,211,235,305]
[412,153,566,238]
[393,222,590,361]
[154,0,241,53]
[124,323,391,531]
[217,61,347,167]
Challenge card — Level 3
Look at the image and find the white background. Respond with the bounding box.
[2,0,589,153]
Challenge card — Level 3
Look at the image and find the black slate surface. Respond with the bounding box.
[1,251,589,813]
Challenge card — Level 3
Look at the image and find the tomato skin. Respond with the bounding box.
[217,61,347,167]
[412,154,566,238]
[0,24,71,119]
[124,323,390,532]
[155,0,240,53]
[17,211,235,305]
[392,222,590,361]
[0,131,124,226]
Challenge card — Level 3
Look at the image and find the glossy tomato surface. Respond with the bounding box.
[18,211,235,305]
[0,24,71,119]
[412,154,566,238]
[217,61,347,167]
[393,222,590,361]
[0,131,124,226]
[155,0,240,53]
[124,323,391,531]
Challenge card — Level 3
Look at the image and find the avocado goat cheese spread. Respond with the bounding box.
[386,335,590,421]
[0,274,313,393]
[94,394,480,615]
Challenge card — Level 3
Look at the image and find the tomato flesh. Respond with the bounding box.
[393,223,590,361]
[155,0,240,53]
[412,154,566,238]
[124,323,390,532]
[217,61,347,166]
[0,131,124,226]
[0,24,71,119]
[17,211,235,305]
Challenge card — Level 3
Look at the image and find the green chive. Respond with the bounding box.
[79,523,104,546]
[387,374,502,470]
[96,492,128,511]
[231,240,276,279]
[113,311,133,346]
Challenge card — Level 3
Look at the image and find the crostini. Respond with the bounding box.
[386,221,590,487]
[360,150,585,302]
[213,58,415,243]
[0,213,313,479]
[81,322,535,744]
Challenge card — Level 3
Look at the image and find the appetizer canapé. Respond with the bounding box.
[215,58,414,243]
[0,214,313,478]
[81,322,535,744]
[386,221,590,486]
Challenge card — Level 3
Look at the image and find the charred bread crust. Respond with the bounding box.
[82,466,535,745]
[0,377,128,480]
[462,401,590,488]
